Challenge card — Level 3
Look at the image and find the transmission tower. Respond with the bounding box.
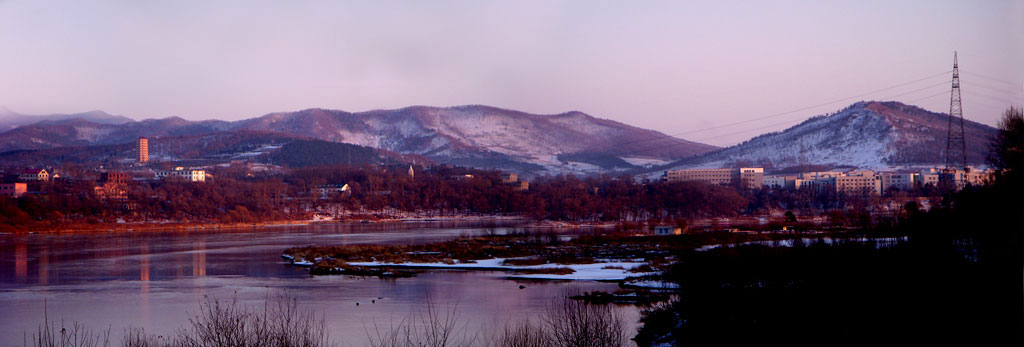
[945,51,967,170]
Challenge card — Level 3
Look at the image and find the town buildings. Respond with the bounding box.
[662,168,764,189]
[764,175,797,189]
[502,173,519,184]
[315,184,350,199]
[878,172,918,191]
[501,173,529,191]
[763,167,992,195]
[0,182,27,197]
[155,167,206,182]
[835,172,883,195]
[100,172,131,185]
[18,169,49,181]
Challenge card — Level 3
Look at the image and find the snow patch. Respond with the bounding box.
[344,258,652,281]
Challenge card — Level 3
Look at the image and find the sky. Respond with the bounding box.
[0,0,1021,146]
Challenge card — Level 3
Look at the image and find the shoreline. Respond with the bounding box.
[0,215,534,235]
[1,214,842,236]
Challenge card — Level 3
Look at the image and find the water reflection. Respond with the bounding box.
[140,244,150,282]
[38,247,49,285]
[0,222,637,346]
[15,242,26,282]
[193,240,206,277]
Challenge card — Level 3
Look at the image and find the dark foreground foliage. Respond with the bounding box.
[29,295,329,347]
[636,107,1024,346]
[28,292,630,347]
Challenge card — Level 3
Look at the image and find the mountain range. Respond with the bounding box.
[0,101,1000,175]
[0,105,716,174]
[0,107,134,131]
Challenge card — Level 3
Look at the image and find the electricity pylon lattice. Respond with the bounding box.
[945,51,967,170]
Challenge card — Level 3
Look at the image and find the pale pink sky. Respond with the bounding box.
[0,0,1021,146]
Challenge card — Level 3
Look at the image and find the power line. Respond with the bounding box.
[960,81,1022,96]
[590,70,955,155]
[670,70,952,137]
[963,90,1022,105]
[687,79,956,144]
[881,80,951,99]
[959,73,1024,91]
[628,68,1015,169]
[905,90,949,104]
[692,118,806,143]
[961,97,1020,112]
[959,70,1020,87]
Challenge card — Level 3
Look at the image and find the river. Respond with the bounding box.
[0,221,640,346]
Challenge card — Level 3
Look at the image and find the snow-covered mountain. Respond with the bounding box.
[235,105,716,174]
[0,105,717,175]
[663,101,998,172]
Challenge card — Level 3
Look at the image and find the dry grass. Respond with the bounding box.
[29,294,331,347]
[29,320,111,347]
[366,300,477,347]
[28,292,630,347]
[493,292,629,347]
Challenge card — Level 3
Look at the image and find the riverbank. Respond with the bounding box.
[0,214,531,235]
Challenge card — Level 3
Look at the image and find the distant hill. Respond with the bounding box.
[661,101,998,172]
[0,131,297,166]
[0,116,234,152]
[0,107,134,132]
[0,105,717,175]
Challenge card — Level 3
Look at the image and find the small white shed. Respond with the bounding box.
[654,226,682,236]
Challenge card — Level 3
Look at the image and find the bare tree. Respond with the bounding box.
[492,321,554,347]
[366,299,476,347]
[174,294,330,347]
[541,294,628,347]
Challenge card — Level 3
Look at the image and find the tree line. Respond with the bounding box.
[1,157,968,231]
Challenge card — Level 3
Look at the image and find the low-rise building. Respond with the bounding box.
[0,182,27,197]
[653,225,682,236]
[663,167,764,189]
[796,177,836,192]
[878,172,918,191]
[93,184,128,200]
[920,170,940,187]
[737,168,764,189]
[155,168,206,182]
[664,168,733,185]
[100,172,132,185]
[799,171,845,180]
[502,173,519,183]
[94,171,131,200]
[965,169,991,186]
[764,175,797,189]
[835,174,882,195]
[18,169,49,181]
[315,184,350,199]
[450,174,475,180]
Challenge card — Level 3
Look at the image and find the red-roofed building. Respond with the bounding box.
[18,169,49,181]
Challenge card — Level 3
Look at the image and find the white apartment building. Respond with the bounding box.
[155,167,206,182]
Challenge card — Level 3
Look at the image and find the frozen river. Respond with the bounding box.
[0,221,639,346]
